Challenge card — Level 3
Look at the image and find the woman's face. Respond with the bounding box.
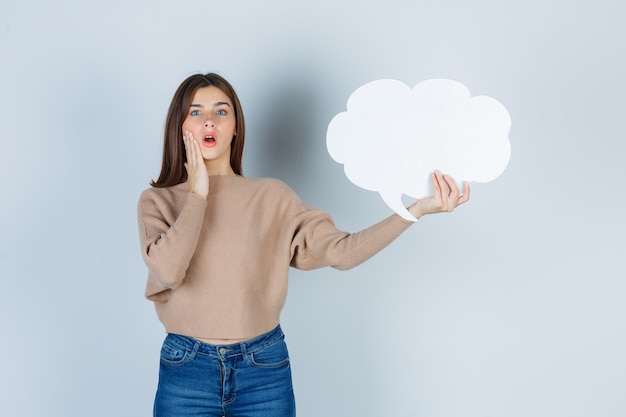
[182,86,237,172]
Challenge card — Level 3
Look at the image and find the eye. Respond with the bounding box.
[190,109,201,116]
[216,109,228,116]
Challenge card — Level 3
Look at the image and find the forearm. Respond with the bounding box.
[329,213,413,270]
[291,211,413,271]
[138,192,206,290]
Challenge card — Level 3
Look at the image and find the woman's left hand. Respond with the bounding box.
[407,171,470,219]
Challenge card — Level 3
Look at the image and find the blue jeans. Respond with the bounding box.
[154,325,296,417]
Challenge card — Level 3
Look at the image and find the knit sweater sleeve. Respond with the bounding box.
[288,198,414,271]
[137,188,207,298]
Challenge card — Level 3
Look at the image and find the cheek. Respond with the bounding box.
[226,119,237,135]
[181,121,200,136]
[181,119,189,133]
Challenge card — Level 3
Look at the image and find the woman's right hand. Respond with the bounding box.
[183,130,209,198]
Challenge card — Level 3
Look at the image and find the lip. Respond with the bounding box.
[201,132,217,147]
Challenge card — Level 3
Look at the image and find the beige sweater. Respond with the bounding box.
[137,175,413,340]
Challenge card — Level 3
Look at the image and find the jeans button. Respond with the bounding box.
[219,348,226,355]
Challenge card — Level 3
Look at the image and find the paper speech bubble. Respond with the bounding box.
[326,78,511,221]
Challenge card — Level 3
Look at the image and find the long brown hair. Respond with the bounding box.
[151,73,246,187]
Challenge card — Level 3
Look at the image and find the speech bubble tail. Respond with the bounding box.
[380,191,418,222]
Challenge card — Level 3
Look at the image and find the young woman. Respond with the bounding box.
[137,72,470,417]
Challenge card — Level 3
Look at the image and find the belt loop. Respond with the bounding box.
[189,340,201,359]
[240,341,248,361]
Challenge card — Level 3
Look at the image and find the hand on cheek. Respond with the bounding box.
[183,131,210,198]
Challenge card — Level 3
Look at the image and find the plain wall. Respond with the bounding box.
[1,0,625,416]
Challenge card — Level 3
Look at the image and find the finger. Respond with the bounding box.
[436,172,454,211]
[186,131,201,165]
[191,137,203,164]
[427,171,446,212]
[437,171,451,196]
[457,182,471,205]
[430,172,442,200]
[443,174,460,198]
[183,131,192,159]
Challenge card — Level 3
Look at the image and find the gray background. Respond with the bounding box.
[1,1,624,416]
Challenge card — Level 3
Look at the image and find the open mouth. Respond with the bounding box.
[204,134,216,143]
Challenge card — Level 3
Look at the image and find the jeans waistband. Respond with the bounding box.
[165,325,284,359]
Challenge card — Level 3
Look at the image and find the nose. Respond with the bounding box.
[204,117,215,128]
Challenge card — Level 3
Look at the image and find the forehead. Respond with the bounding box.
[191,86,232,106]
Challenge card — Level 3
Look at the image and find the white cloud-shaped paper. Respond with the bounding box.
[327,78,511,221]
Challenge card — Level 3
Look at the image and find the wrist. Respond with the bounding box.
[193,190,208,199]
[407,205,424,220]
[189,183,209,198]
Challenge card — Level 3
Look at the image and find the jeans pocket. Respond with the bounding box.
[250,339,290,369]
[160,339,190,366]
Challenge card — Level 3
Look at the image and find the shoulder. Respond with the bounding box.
[138,183,189,208]
[260,177,296,194]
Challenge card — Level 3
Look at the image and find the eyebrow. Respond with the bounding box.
[189,102,232,108]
